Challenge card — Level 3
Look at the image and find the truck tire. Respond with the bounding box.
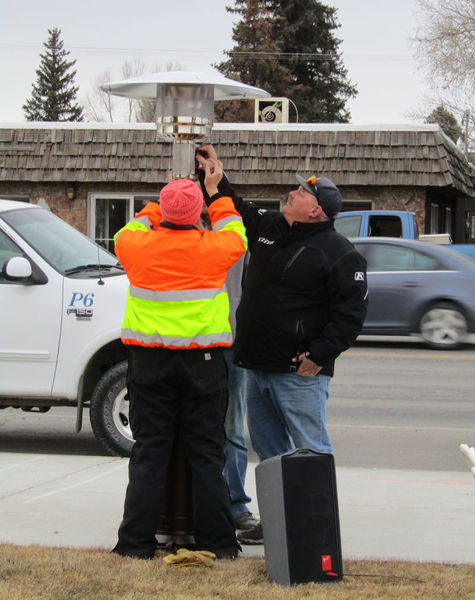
[90,361,134,457]
[419,302,467,350]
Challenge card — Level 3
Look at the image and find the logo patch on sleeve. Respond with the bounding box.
[354,272,365,281]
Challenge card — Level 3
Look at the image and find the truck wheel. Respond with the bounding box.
[90,361,134,457]
[419,302,467,350]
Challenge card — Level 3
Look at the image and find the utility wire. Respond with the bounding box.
[0,43,413,59]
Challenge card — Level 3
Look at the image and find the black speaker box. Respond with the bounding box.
[256,448,343,585]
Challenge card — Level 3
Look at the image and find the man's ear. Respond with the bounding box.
[309,203,322,219]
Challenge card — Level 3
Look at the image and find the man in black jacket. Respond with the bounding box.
[197,148,367,464]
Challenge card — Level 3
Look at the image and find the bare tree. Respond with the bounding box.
[407,95,475,152]
[84,59,183,123]
[120,58,146,122]
[83,58,146,122]
[413,0,475,89]
[412,0,475,153]
[83,68,116,122]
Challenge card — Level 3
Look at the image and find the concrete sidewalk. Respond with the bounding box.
[1,452,474,564]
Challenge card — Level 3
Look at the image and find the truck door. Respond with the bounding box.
[0,228,62,396]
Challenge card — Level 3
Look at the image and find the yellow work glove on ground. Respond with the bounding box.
[163,548,216,568]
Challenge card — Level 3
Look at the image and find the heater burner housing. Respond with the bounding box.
[101,71,270,179]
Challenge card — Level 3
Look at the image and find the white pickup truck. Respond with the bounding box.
[0,199,133,456]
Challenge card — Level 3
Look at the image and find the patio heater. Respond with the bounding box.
[101,70,270,179]
[102,71,269,548]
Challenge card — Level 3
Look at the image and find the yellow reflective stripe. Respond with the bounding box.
[213,214,248,251]
[213,214,243,231]
[114,220,148,243]
[130,285,226,302]
[218,220,248,250]
[121,329,233,347]
[133,216,152,228]
[122,290,231,345]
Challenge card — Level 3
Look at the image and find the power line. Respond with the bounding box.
[229,51,337,58]
[0,43,413,59]
[0,43,220,55]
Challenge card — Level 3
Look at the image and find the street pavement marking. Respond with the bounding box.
[346,350,475,360]
[374,477,475,486]
[23,460,127,504]
[0,456,47,472]
[329,423,475,432]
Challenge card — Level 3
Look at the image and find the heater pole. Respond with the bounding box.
[101,71,270,547]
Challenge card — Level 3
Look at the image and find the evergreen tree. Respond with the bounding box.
[215,0,292,122]
[215,0,356,123]
[425,105,462,144]
[23,28,83,122]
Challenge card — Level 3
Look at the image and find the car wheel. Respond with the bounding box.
[89,361,134,457]
[419,303,468,350]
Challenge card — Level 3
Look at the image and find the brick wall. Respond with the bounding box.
[1,179,428,235]
[0,181,161,235]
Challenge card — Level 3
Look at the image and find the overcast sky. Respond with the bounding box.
[0,0,430,125]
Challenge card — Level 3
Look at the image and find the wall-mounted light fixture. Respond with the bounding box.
[66,186,76,201]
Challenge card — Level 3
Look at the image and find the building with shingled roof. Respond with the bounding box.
[0,122,474,249]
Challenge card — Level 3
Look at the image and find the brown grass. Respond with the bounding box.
[0,544,474,600]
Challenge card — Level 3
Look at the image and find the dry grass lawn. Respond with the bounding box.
[0,544,474,600]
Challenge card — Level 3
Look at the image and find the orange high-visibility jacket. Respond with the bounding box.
[114,195,247,350]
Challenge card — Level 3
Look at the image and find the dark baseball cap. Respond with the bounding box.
[296,174,342,219]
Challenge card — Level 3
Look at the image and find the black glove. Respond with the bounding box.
[195,150,235,206]
[195,157,211,204]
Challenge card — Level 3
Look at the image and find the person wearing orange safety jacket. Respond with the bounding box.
[112,159,247,561]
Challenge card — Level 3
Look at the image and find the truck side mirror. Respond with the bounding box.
[2,256,47,285]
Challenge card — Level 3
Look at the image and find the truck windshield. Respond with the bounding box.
[3,207,122,276]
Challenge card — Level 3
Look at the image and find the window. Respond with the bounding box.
[0,195,30,203]
[0,230,24,281]
[4,206,118,275]
[430,203,439,233]
[444,207,452,236]
[334,214,362,238]
[368,215,403,237]
[412,213,419,238]
[356,242,441,272]
[244,197,281,211]
[466,212,475,240]
[88,193,158,252]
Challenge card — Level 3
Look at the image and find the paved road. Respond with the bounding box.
[329,336,475,472]
[1,336,473,474]
[1,336,474,564]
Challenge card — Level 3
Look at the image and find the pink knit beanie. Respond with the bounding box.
[160,179,204,225]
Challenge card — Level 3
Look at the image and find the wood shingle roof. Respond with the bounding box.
[0,122,473,196]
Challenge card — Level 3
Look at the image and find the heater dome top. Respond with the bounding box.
[100,70,271,101]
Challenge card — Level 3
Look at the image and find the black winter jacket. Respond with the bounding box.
[222,185,368,377]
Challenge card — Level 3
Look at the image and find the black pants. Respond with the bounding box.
[114,346,238,558]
